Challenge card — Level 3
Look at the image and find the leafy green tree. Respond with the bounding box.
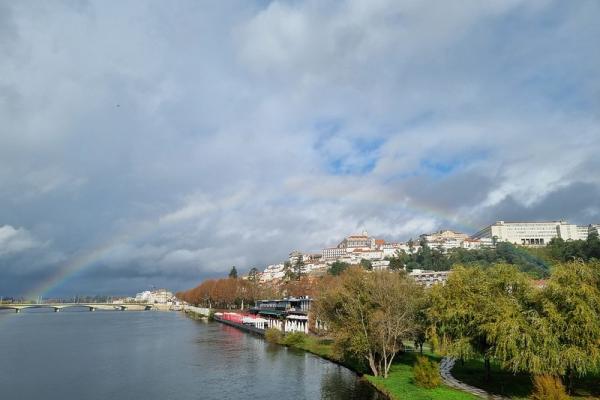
[538,261,600,392]
[228,266,238,279]
[315,268,424,377]
[360,258,373,270]
[292,257,305,280]
[480,265,551,375]
[545,233,600,263]
[428,265,495,379]
[387,254,405,270]
[328,260,350,276]
[248,267,259,281]
[585,230,600,260]
[428,264,540,380]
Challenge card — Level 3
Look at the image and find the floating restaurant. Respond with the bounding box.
[249,296,311,334]
[214,297,312,334]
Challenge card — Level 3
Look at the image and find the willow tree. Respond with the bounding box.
[427,265,496,379]
[480,265,554,375]
[314,268,423,377]
[538,261,600,392]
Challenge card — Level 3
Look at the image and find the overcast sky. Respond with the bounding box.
[1,0,599,297]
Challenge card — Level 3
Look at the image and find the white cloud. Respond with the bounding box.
[0,0,599,295]
[0,225,43,256]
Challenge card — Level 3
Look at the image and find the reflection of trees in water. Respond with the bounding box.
[264,342,284,362]
[320,366,383,400]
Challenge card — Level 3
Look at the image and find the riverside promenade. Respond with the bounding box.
[440,358,508,400]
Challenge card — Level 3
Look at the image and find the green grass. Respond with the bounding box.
[282,335,600,400]
[452,358,531,399]
[366,353,478,400]
[288,337,478,399]
[452,358,600,399]
[294,335,335,358]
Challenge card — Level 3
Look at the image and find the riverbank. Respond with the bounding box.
[365,353,478,400]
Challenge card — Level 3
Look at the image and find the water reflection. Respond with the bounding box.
[0,312,382,400]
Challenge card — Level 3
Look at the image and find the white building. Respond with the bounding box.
[371,260,390,270]
[460,238,494,249]
[134,289,173,304]
[260,263,286,282]
[471,220,588,246]
[421,230,469,243]
[322,247,347,260]
[409,269,450,287]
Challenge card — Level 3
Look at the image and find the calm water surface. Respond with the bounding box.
[0,309,382,400]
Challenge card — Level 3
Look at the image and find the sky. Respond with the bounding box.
[1,0,599,297]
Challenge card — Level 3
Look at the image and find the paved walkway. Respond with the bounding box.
[440,358,509,399]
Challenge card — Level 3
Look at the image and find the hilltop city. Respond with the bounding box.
[250,220,600,286]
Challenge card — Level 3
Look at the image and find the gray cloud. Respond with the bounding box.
[0,0,599,296]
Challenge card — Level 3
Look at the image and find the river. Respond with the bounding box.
[0,309,382,400]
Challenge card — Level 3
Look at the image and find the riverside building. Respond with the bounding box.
[249,297,312,334]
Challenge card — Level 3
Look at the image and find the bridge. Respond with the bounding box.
[0,303,153,313]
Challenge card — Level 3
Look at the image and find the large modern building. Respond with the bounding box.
[471,220,591,246]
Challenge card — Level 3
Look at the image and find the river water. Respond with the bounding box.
[0,309,382,400]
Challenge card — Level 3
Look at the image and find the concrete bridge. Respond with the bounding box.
[0,303,153,313]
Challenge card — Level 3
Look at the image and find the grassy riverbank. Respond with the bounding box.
[269,331,477,400]
[452,358,600,399]
[365,353,478,400]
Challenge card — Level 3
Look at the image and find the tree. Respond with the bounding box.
[283,261,294,281]
[328,260,349,276]
[478,265,551,376]
[292,257,305,280]
[387,250,406,270]
[248,267,259,282]
[428,266,491,378]
[315,268,424,377]
[229,266,238,279]
[360,258,373,270]
[538,261,600,392]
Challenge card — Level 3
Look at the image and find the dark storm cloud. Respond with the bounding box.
[0,0,599,296]
[482,182,600,225]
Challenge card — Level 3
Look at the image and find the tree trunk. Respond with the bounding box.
[566,367,574,394]
[367,354,379,376]
[484,357,491,382]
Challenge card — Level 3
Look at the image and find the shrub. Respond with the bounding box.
[413,356,441,388]
[283,332,306,347]
[265,328,283,344]
[531,375,570,400]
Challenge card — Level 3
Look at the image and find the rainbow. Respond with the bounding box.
[21,201,480,300]
[23,232,135,301]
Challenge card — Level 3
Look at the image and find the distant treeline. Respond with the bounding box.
[176,273,327,309]
[545,231,600,262]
